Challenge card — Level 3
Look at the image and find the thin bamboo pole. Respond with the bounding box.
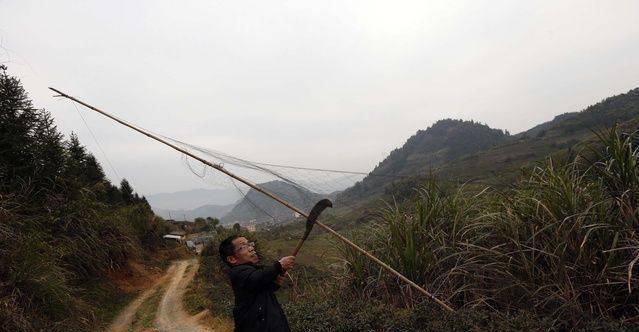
[49,87,455,313]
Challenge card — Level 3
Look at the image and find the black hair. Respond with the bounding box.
[219,234,240,267]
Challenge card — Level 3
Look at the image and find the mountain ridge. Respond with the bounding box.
[222,180,322,225]
[146,187,241,210]
[152,203,235,221]
[343,119,510,198]
[341,87,639,201]
[380,87,639,199]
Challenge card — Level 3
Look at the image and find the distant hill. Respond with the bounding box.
[222,180,322,224]
[518,88,639,139]
[152,203,235,221]
[343,88,639,201]
[433,87,639,186]
[514,112,579,139]
[146,187,241,210]
[343,119,510,198]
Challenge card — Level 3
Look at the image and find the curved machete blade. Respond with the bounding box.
[292,198,332,256]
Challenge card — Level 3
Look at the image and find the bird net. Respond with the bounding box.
[56,91,394,227]
[162,136,370,225]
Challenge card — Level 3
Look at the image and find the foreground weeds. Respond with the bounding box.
[0,189,171,331]
[333,127,639,330]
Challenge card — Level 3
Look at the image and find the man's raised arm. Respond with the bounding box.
[233,256,295,291]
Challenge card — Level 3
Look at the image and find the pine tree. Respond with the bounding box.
[120,178,134,204]
[105,183,123,204]
[84,155,105,184]
[32,111,65,183]
[0,65,64,192]
[140,195,151,209]
[64,133,87,179]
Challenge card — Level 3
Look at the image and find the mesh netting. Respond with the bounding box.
[163,136,369,224]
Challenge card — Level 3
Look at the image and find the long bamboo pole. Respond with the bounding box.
[49,87,455,313]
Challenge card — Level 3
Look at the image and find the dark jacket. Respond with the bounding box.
[229,261,291,332]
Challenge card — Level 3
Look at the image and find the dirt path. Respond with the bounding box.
[106,263,177,332]
[106,259,217,332]
[155,259,212,332]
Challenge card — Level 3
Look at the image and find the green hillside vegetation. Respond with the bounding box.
[0,66,171,331]
[327,127,639,330]
[344,119,510,199]
[437,88,639,185]
[344,88,639,203]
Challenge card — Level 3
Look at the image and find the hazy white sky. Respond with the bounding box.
[1,0,638,195]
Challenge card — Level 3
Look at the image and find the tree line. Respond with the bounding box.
[0,65,171,331]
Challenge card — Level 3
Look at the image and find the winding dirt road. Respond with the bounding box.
[107,259,221,332]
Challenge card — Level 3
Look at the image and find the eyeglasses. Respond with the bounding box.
[235,241,255,253]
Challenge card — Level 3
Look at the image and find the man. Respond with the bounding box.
[219,235,295,332]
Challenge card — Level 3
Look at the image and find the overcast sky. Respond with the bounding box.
[1,1,638,195]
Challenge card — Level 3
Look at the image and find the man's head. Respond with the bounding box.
[219,235,259,267]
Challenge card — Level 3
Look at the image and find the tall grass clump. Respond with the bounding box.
[340,180,499,307]
[337,127,639,329]
[492,127,639,323]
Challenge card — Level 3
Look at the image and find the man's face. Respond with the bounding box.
[227,237,259,266]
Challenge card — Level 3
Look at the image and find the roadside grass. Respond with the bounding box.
[183,267,212,315]
[80,278,135,330]
[0,196,172,331]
